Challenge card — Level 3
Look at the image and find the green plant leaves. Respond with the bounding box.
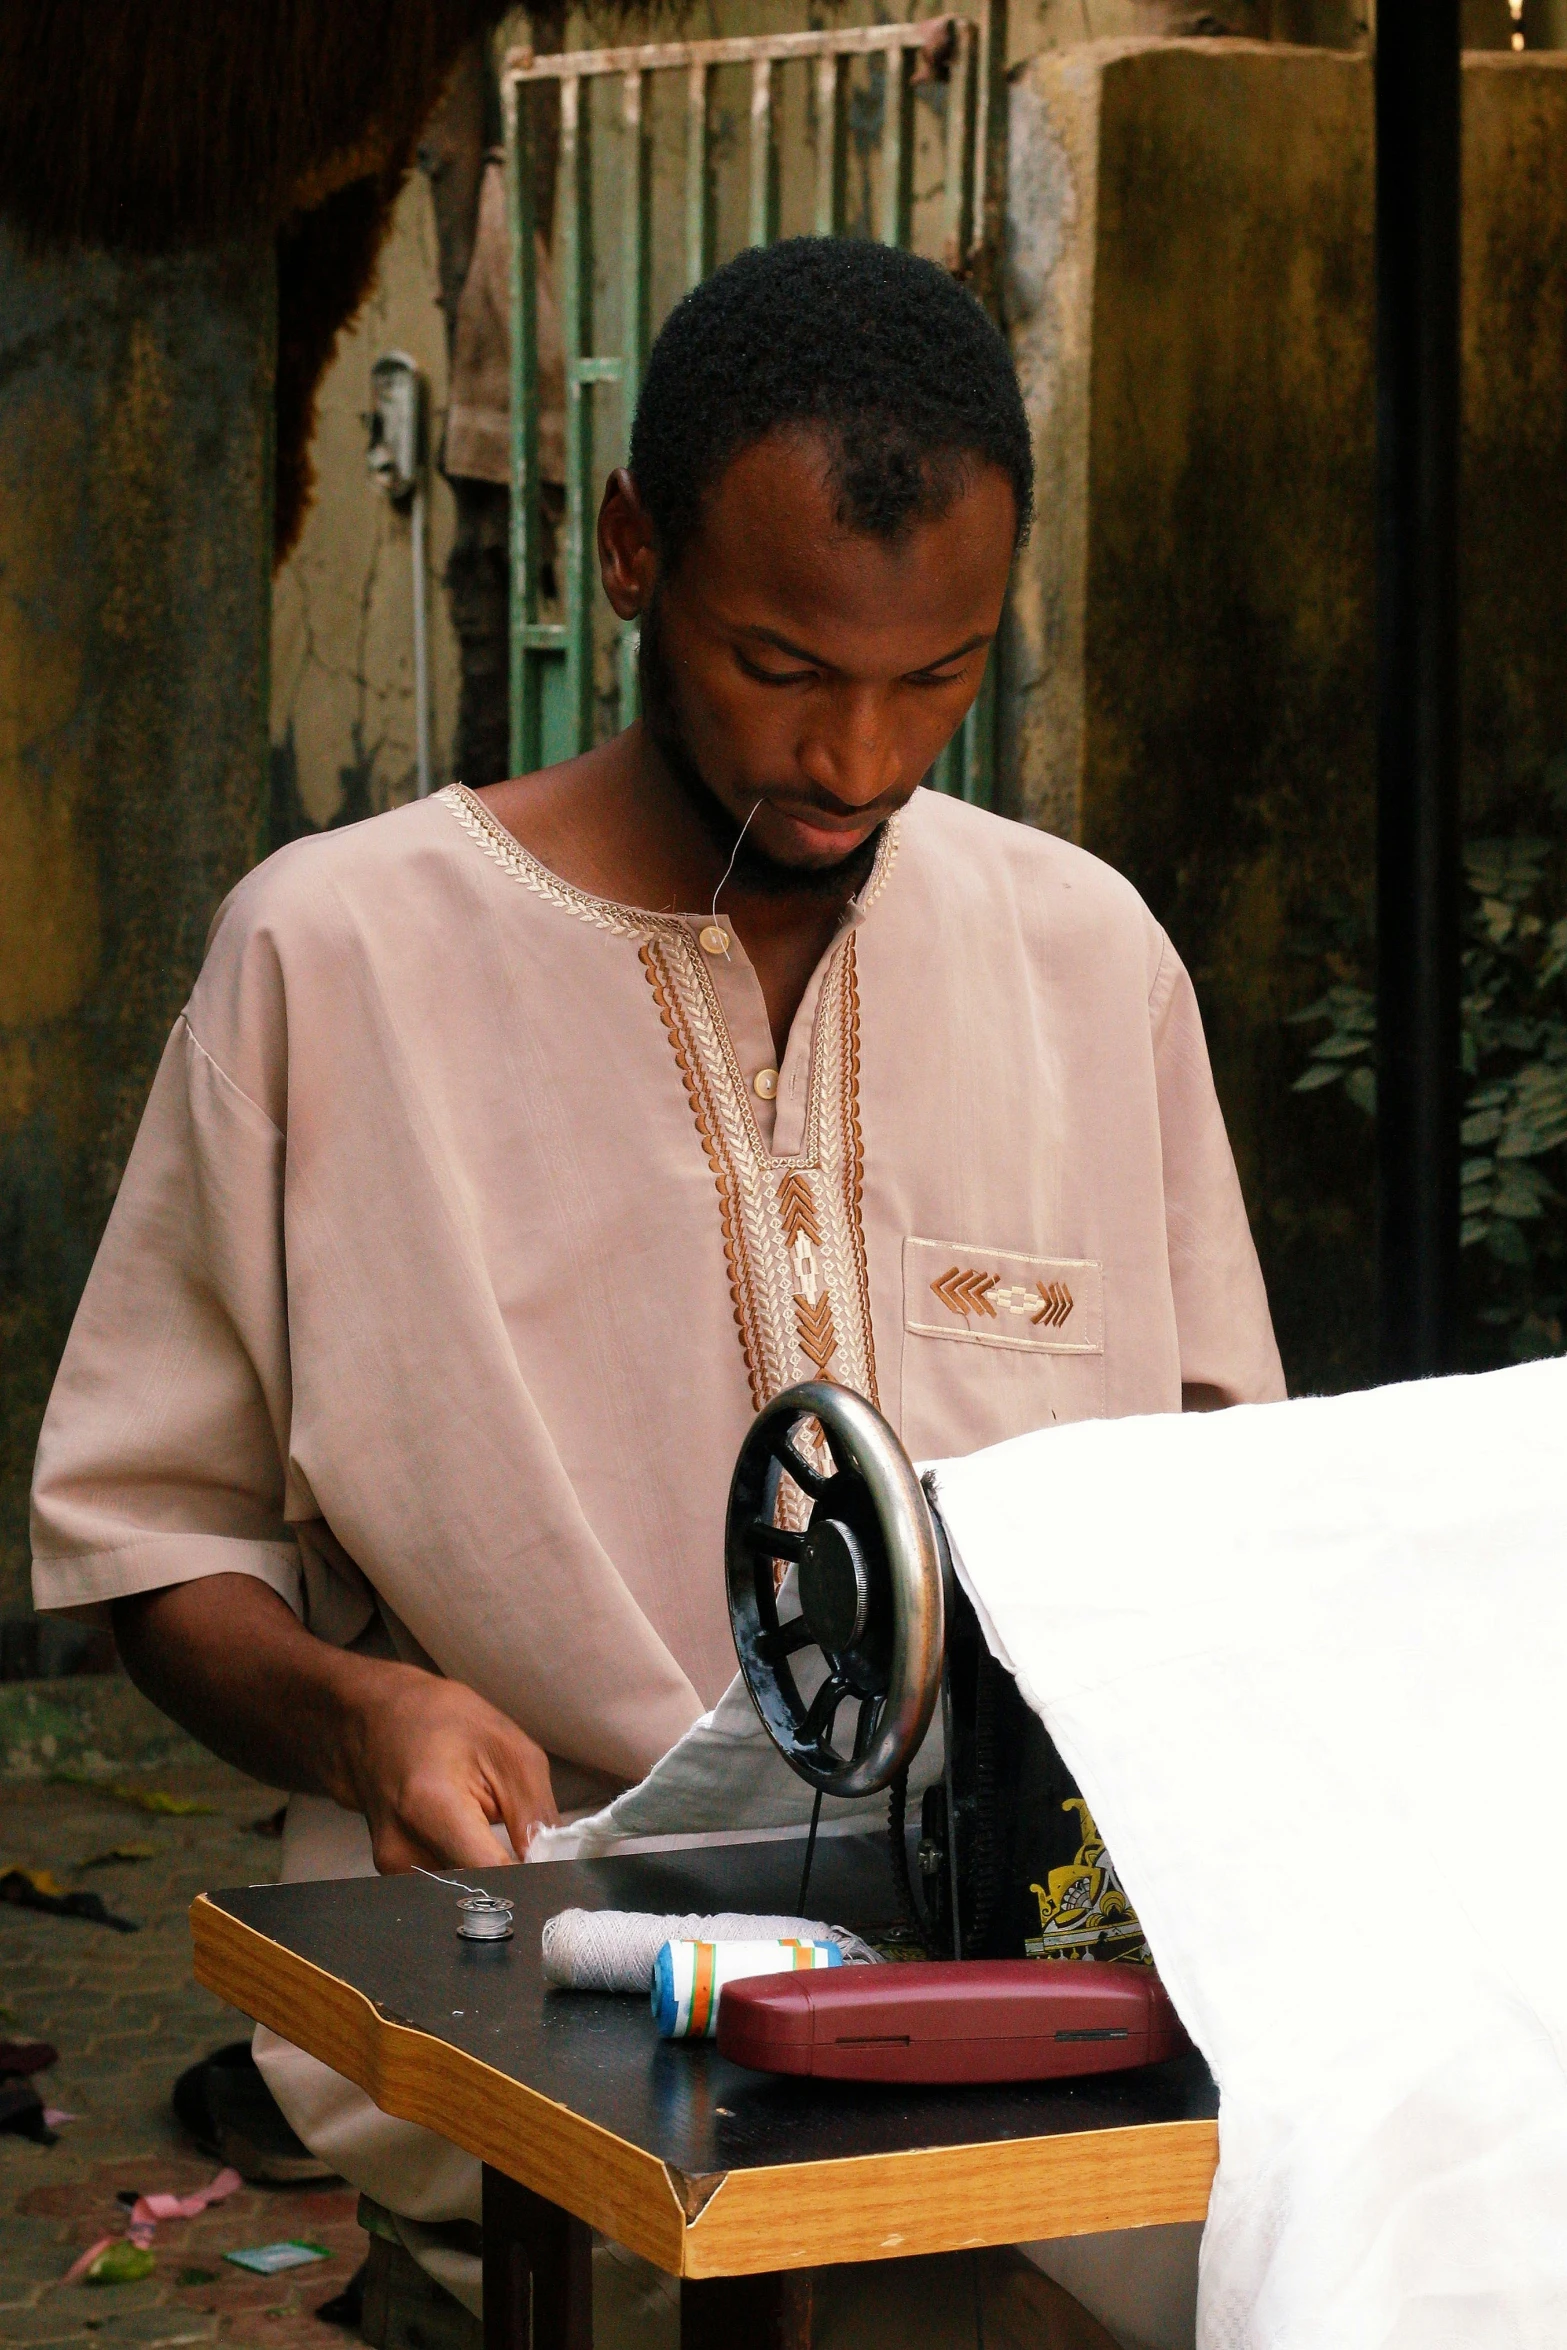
[1289,817,1567,1359]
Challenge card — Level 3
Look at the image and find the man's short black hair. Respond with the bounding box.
[628,237,1033,569]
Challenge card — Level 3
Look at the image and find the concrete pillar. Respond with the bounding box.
[0,231,273,1625]
[1003,45,1567,1392]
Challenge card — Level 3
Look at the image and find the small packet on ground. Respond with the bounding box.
[224,2241,330,2274]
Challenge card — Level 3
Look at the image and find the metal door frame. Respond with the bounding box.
[502,5,1007,803]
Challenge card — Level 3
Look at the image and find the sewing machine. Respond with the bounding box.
[726,1381,1147,1968]
[189,1380,1216,2344]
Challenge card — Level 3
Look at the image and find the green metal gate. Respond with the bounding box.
[503,6,1007,805]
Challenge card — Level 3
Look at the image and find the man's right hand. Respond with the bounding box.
[340,1661,558,1873]
[113,1572,558,1873]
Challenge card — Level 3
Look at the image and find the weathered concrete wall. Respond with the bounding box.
[1462,58,1567,817]
[1465,0,1567,44]
[1020,0,1367,51]
[271,175,462,830]
[1006,45,1567,1394]
[0,232,273,1623]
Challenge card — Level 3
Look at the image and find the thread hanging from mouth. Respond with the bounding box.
[710,797,762,958]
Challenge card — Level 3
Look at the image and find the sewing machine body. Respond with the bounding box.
[726,1383,1147,1966]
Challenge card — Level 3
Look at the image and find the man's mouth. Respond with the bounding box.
[719,792,889,895]
[762,797,896,844]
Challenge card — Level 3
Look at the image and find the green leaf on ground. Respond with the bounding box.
[84,2244,155,2287]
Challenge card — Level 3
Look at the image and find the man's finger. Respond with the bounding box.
[381,1781,517,1874]
[433,1811,518,1872]
[483,1740,559,1862]
[488,1774,555,1861]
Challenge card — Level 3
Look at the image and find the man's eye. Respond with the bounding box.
[738,654,816,685]
[908,668,967,689]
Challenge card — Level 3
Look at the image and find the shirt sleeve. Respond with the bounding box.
[29,1014,305,1622]
[1148,933,1288,1406]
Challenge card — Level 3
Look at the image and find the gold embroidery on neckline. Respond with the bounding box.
[439,783,668,938]
[438,780,899,933]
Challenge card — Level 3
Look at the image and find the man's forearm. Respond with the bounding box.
[113,1572,377,1802]
[112,1571,559,1872]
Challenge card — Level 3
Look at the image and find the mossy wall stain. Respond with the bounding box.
[1461,60,1567,829]
[1081,44,1377,1394]
[0,230,273,1622]
[1010,45,1567,1395]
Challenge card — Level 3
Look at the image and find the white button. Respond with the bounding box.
[753,1067,779,1100]
[698,923,730,955]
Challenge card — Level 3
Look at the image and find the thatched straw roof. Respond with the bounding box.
[0,2,509,555]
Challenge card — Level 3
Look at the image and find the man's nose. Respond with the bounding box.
[797,692,901,808]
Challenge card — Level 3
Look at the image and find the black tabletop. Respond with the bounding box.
[209,1827,1217,2181]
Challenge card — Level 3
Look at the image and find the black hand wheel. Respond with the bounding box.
[725,1381,946,1799]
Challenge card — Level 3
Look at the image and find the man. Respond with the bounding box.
[32,239,1283,2345]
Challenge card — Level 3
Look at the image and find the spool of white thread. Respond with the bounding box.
[541,1908,877,1991]
[652,1938,840,2039]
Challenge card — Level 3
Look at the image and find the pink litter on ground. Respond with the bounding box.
[65,2167,244,2277]
[42,2108,77,2127]
[63,2237,117,2286]
[128,2166,242,2233]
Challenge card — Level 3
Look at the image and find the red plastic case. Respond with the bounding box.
[716,1960,1191,2084]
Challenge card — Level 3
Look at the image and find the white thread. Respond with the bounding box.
[541,1909,879,1992]
[416,1866,516,1939]
[710,798,761,957]
[415,1865,512,1905]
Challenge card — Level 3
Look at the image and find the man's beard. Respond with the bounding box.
[637,594,884,901]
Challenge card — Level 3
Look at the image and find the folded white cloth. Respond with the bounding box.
[541,1908,879,1990]
[529,1655,942,1860]
[930,1356,1567,2350]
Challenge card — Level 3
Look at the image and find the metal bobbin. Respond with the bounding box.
[455,1894,515,1942]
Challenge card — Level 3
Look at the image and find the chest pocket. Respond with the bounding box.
[899,1235,1106,1457]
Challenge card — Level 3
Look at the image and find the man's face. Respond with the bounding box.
[602,429,1017,877]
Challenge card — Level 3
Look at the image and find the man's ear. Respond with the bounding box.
[598,468,658,619]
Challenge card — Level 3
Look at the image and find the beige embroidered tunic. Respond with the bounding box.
[33,780,1283,1758]
[30,779,1283,2234]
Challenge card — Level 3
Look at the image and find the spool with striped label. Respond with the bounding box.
[651,1938,840,2040]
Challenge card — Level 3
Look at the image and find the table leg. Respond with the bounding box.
[481,2164,593,2350]
[680,2270,812,2350]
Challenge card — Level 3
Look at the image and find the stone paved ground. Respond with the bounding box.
[0,1763,366,2350]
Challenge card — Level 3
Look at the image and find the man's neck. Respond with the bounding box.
[478,725,869,927]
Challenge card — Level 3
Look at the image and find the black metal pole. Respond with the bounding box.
[1375,0,1463,1383]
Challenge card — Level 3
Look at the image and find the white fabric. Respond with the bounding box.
[529,1661,943,1858]
[929,1356,1567,2350]
[1024,2228,1203,2350]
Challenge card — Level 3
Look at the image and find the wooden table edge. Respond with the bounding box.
[681,2117,1218,2277]
[190,1895,690,2272]
[191,1893,1218,2281]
